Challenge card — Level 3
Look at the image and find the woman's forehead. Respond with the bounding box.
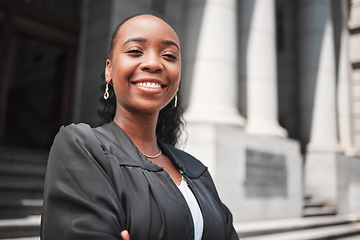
[116,15,180,46]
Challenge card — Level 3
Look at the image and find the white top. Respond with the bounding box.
[177,177,204,240]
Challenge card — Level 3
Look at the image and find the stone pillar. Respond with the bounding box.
[299,0,340,206]
[238,0,287,137]
[349,0,360,153]
[338,0,356,156]
[183,0,245,127]
[182,0,245,186]
[298,0,339,152]
[73,0,112,125]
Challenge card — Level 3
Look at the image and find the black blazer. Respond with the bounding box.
[41,121,238,240]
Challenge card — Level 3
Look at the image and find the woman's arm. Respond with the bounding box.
[41,125,125,240]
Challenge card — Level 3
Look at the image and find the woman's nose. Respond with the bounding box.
[140,52,163,73]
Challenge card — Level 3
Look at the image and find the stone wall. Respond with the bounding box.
[184,123,303,222]
[337,155,360,219]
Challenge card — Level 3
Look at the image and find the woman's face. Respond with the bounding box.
[105,15,181,115]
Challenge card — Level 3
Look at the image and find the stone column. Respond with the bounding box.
[183,0,245,126]
[299,0,340,206]
[338,0,356,156]
[239,0,287,137]
[298,0,339,152]
[348,0,360,153]
[182,0,244,185]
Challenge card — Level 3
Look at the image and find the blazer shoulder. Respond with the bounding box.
[54,123,101,146]
[61,122,92,136]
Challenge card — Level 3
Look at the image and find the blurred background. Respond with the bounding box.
[0,0,359,239]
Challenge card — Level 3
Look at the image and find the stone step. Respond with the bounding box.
[0,147,48,165]
[336,234,360,240]
[0,147,47,184]
[304,206,337,217]
[236,216,351,238]
[0,170,45,184]
[0,165,46,178]
[0,148,46,239]
[0,180,44,191]
[0,192,43,201]
[240,223,360,240]
[0,215,41,239]
[304,193,312,201]
[0,147,46,201]
[304,199,326,208]
[0,199,43,219]
[0,180,44,200]
[302,193,337,217]
[1,237,39,240]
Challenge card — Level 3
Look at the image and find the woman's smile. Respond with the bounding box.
[134,82,162,89]
[130,78,168,93]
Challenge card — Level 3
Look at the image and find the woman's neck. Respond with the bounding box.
[113,109,160,155]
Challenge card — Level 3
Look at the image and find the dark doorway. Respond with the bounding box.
[0,0,81,149]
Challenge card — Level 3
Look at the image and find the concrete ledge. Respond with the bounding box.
[2,237,39,240]
[236,215,351,237]
[0,215,40,239]
[240,224,360,240]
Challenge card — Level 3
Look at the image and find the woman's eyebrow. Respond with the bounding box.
[123,37,146,46]
[123,37,179,50]
[162,40,179,50]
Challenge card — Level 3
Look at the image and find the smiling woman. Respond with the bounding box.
[41,14,239,240]
[106,15,181,120]
[99,15,183,147]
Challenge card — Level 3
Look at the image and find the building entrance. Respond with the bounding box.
[0,0,81,149]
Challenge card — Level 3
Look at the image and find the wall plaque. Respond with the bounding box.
[245,149,287,198]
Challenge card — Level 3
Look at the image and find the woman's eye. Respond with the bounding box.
[126,49,143,55]
[163,54,177,61]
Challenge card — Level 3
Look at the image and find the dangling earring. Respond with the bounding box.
[174,94,178,108]
[104,83,109,100]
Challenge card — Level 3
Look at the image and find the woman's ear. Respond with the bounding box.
[105,59,112,83]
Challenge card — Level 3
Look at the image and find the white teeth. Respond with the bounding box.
[135,82,162,88]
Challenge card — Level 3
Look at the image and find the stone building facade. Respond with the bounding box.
[0,0,359,224]
[71,0,360,222]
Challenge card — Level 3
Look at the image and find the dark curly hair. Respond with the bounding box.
[98,14,185,147]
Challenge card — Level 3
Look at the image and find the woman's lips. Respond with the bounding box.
[130,78,167,90]
[134,82,163,89]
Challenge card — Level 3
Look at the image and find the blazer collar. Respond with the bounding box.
[159,142,207,179]
[95,121,206,178]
